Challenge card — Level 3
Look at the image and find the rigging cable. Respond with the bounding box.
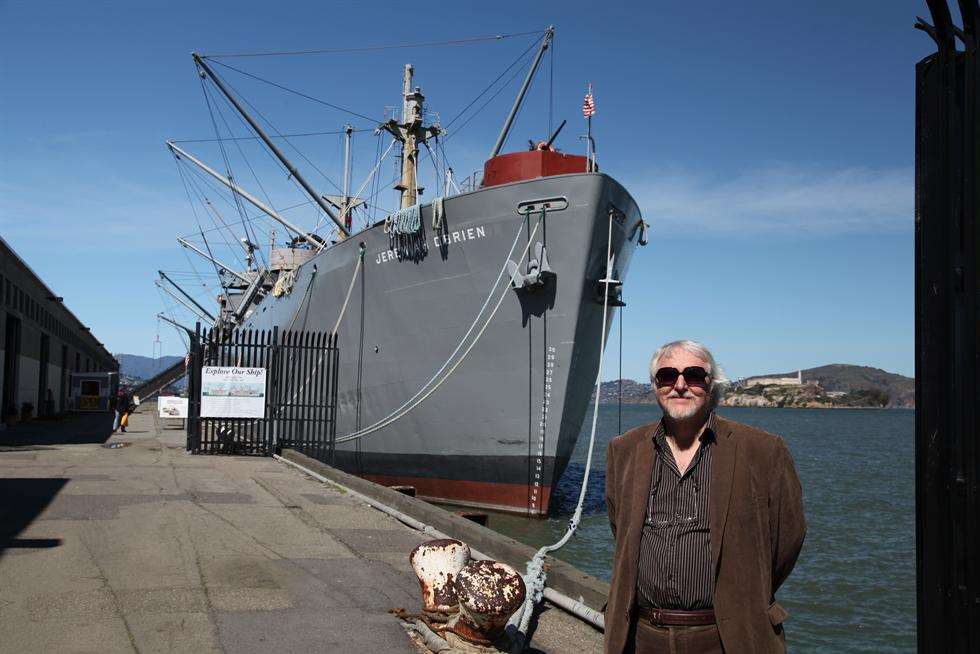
[203,30,544,59]
[155,285,191,350]
[204,67,342,241]
[199,77,259,250]
[205,58,378,125]
[206,63,350,240]
[180,160,257,271]
[548,31,554,138]
[368,130,384,225]
[364,131,382,227]
[205,80,308,269]
[174,157,231,295]
[171,128,371,144]
[441,34,542,131]
[177,160,288,241]
[178,248,217,301]
[202,198,247,265]
[312,139,397,238]
[438,54,534,145]
[178,198,313,241]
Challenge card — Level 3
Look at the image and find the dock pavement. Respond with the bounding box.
[0,404,602,653]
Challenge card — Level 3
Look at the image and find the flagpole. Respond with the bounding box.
[587,114,593,172]
[583,82,596,172]
[587,83,593,172]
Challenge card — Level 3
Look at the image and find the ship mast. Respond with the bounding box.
[322,124,364,231]
[382,64,441,209]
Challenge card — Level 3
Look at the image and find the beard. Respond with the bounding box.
[660,395,705,420]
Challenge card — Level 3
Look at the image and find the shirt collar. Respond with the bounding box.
[653,412,717,450]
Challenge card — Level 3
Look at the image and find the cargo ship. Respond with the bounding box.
[164,29,646,515]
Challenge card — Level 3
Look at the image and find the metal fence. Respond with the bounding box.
[186,326,339,458]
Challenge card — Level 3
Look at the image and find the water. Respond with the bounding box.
[487,405,915,653]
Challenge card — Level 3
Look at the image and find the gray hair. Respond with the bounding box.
[649,340,728,410]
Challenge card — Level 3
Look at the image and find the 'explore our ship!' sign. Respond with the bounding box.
[200,367,267,418]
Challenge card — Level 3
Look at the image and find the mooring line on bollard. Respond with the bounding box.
[271,452,606,634]
[507,208,617,652]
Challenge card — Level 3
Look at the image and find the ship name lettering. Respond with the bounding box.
[432,225,486,248]
[375,225,488,264]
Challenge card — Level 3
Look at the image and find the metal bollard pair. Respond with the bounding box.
[409,538,526,649]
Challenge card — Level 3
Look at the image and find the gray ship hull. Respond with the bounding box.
[242,172,642,515]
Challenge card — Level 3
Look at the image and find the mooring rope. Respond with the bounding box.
[334,217,540,444]
[508,209,616,652]
[278,247,364,406]
[331,245,365,336]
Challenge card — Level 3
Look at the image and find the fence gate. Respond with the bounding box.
[186,326,339,458]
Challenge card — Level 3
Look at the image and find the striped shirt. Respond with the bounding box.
[636,417,715,610]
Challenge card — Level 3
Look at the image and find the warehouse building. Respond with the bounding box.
[1,235,117,420]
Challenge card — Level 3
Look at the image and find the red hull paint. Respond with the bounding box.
[361,472,553,516]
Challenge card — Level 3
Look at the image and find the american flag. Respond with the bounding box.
[582,85,596,118]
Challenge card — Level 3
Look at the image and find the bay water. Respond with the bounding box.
[487,405,915,653]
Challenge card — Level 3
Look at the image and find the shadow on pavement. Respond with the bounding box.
[0,477,68,558]
[0,412,115,447]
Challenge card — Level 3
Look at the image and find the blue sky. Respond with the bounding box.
[0,1,933,379]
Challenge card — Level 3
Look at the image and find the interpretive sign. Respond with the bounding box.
[157,396,188,419]
[200,367,267,418]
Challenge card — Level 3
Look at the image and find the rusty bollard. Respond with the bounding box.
[451,560,527,645]
[409,538,472,622]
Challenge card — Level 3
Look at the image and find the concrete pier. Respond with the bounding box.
[0,405,602,653]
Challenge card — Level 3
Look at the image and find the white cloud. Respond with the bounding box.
[625,164,913,235]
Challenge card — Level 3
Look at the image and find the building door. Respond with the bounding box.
[38,333,50,416]
[59,345,68,413]
[2,315,21,416]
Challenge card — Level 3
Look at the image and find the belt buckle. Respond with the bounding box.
[650,609,662,624]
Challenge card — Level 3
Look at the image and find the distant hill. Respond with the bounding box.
[116,354,184,382]
[595,379,655,404]
[761,364,914,408]
[593,364,914,409]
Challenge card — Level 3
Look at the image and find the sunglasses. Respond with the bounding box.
[654,366,711,388]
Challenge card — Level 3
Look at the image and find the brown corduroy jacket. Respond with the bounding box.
[603,415,806,654]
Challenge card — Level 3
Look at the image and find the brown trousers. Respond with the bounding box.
[631,621,724,654]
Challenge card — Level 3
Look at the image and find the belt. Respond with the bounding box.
[638,607,716,627]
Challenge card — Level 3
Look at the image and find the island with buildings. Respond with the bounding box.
[595,364,914,409]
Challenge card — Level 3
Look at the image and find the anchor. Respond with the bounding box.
[507,242,555,291]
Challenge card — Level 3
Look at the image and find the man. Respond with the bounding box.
[604,340,806,653]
